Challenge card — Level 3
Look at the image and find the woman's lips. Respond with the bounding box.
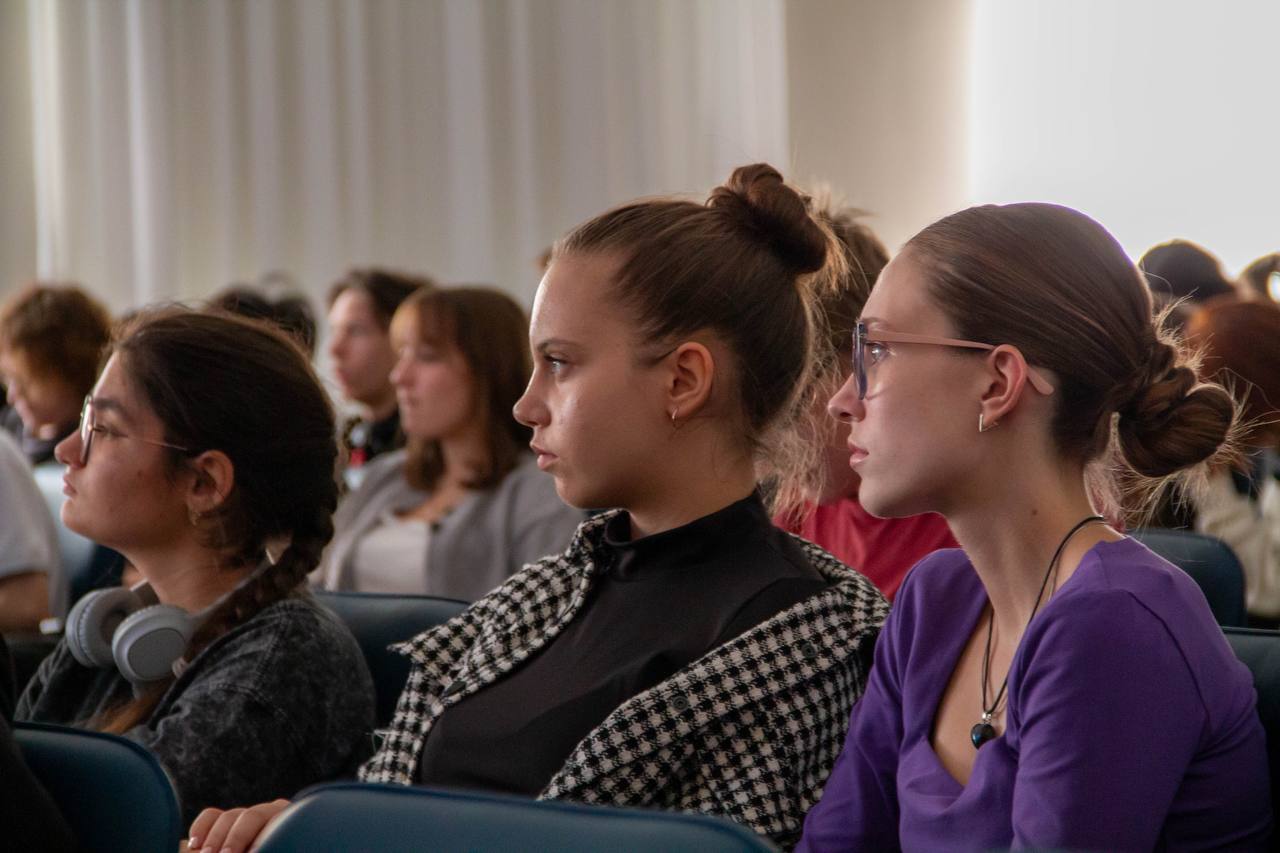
[847,443,869,466]
[530,444,557,470]
[62,475,76,496]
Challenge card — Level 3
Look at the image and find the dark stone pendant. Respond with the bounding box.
[970,721,996,749]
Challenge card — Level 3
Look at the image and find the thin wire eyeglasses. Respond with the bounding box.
[852,321,1056,400]
[78,396,191,465]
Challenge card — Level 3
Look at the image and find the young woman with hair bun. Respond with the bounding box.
[188,163,888,853]
[17,310,374,826]
[801,203,1270,851]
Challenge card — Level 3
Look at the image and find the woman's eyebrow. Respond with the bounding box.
[535,338,580,353]
[89,396,135,426]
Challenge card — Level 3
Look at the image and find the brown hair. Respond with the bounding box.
[392,287,533,492]
[0,283,113,395]
[905,203,1238,520]
[809,192,890,358]
[326,268,436,328]
[789,192,890,513]
[96,309,340,732]
[209,285,318,356]
[1185,297,1280,446]
[1239,253,1280,303]
[555,163,843,504]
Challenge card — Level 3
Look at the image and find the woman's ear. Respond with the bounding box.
[185,450,235,516]
[665,341,716,422]
[978,344,1036,429]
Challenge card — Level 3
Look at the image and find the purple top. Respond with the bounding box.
[798,538,1271,852]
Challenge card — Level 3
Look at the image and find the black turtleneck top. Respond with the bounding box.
[415,491,829,794]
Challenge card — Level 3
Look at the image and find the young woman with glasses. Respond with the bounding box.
[17,310,374,827]
[188,163,888,853]
[799,203,1270,851]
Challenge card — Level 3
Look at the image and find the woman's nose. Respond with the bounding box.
[827,373,865,423]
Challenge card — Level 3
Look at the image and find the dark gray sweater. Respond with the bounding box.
[17,590,375,826]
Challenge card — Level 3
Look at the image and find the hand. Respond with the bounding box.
[187,799,291,853]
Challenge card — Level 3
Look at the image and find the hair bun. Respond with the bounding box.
[1115,342,1234,478]
[707,163,828,274]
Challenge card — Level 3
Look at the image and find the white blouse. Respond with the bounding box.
[350,509,433,594]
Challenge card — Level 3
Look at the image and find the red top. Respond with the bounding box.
[779,498,957,600]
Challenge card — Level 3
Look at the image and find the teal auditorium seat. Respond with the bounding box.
[1223,627,1280,821]
[257,782,780,853]
[315,591,467,726]
[15,721,182,853]
[1132,528,1247,627]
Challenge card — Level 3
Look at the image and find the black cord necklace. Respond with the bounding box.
[970,514,1106,750]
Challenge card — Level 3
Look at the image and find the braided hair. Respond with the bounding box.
[95,308,339,733]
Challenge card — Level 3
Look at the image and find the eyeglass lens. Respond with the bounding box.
[79,397,93,465]
[853,322,867,400]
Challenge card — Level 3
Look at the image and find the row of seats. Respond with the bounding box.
[15,585,1280,851]
[14,722,779,853]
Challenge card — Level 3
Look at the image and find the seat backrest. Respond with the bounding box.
[314,590,467,726]
[15,721,182,853]
[1132,528,1247,627]
[1224,627,1280,821]
[258,782,779,853]
[31,463,122,611]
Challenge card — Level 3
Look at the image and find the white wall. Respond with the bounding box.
[786,0,973,254]
[970,0,1280,272]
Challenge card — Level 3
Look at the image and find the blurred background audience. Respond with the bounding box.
[318,286,581,599]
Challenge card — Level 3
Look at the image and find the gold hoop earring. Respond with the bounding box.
[978,413,998,433]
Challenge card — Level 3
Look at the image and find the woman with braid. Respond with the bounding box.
[17,310,374,826]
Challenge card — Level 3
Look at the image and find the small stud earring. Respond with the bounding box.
[189,508,202,527]
[978,413,998,433]
[670,408,679,424]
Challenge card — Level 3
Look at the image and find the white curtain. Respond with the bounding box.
[7,0,789,312]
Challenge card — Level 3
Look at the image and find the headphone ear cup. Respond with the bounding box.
[112,604,196,684]
[65,587,147,669]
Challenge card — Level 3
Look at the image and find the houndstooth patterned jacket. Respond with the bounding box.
[360,510,889,850]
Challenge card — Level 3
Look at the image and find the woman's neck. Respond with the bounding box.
[626,459,757,540]
[437,424,493,490]
[945,462,1120,637]
[129,542,252,614]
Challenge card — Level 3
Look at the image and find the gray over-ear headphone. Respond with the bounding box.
[65,582,204,684]
[65,561,270,685]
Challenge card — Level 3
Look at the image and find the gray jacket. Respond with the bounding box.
[318,450,584,601]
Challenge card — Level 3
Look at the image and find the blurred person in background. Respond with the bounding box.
[318,286,582,599]
[0,283,112,465]
[1138,239,1237,331]
[0,430,59,632]
[1182,297,1280,626]
[777,193,956,599]
[326,268,434,484]
[209,273,318,357]
[1239,252,1280,304]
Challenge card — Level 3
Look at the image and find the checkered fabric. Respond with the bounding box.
[360,510,889,850]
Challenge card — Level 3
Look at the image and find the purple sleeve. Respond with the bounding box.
[1009,592,1202,850]
[796,598,906,852]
